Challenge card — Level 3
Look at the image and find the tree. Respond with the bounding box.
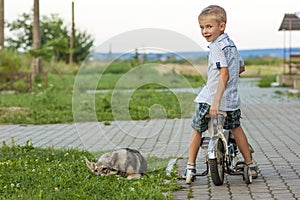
[6,12,33,51]
[32,0,42,80]
[0,0,4,50]
[69,1,74,64]
[6,10,94,64]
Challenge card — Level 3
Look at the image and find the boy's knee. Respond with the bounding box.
[193,129,202,134]
[230,125,242,133]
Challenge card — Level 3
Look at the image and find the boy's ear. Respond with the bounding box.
[220,22,226,31]
[85,157,95,171]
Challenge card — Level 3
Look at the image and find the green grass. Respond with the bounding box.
[0,87,195,124]
[242,65,283,77]
[0,141,181,199]
[0,85,73,124]
[257,75,277,87]
[244,56,282,66]
[76,62,205,90]
[94,90,195,121]
[2,57,289,125]
[274,90,300,100]
[0,63,200,124]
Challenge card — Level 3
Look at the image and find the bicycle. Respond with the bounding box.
[186,112,253,185]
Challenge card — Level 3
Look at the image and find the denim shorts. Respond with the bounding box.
[191,103,241,133]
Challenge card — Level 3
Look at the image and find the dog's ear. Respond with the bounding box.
[85,157,95,172]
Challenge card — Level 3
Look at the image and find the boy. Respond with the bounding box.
[185,5,257,184]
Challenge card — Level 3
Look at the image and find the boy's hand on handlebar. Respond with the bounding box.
[209,104,219,118]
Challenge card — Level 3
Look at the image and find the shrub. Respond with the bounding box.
[258,75,277,87]
[0,49,30,73]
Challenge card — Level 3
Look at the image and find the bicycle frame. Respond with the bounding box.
[195,112,252,185]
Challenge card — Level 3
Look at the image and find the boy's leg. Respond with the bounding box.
[187,129,202,165]
[230,126,251,163]
[231,125,258,178]
[185,129,202,184]
[185,102,209,183]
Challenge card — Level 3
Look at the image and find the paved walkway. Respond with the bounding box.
[1,78,300,199]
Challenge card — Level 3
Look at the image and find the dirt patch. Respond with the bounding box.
[153,64,207,76]
[0,107,30,118]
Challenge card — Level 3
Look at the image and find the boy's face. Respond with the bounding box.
[199,17,226,42]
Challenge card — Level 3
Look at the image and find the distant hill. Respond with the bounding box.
[92,47,300,61]
[239,48,300,59]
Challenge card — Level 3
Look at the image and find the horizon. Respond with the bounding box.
[94,47,300,53]
[92,47,300,61]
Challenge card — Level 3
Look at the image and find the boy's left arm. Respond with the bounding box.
[239,54,245,74]
[239,66,245,74]
[210,67,229,117]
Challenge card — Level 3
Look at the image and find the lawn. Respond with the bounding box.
[0,141,181,199]
[1,62,196,199]
[0,61,203,124]
[1,59,295,124]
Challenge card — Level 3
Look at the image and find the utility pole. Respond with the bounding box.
[32,0,42,81]
[69,1,74,64]
[0,0,4,50]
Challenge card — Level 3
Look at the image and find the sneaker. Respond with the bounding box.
[183,168,196,184]
[249,164,258,179]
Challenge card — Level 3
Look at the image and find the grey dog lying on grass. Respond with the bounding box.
[85,148,148,180]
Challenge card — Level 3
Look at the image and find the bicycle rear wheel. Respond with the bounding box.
[209,139,225,186]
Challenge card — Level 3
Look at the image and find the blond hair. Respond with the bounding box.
[198,5,227,24]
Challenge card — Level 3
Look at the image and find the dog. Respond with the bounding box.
[85,148,147,180]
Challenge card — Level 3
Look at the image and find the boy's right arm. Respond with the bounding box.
[210,67,229,117]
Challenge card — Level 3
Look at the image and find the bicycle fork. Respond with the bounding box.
[207,133,228,159]
[207,115,228,160]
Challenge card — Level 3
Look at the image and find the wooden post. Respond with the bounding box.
[283,29,286,74]
[69,1,74,64]
[288,19,292,74]
[0,0,4,50]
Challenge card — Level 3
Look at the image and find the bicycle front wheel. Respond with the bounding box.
[209,139,225,186]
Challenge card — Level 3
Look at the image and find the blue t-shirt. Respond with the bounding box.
[194,33,244,111]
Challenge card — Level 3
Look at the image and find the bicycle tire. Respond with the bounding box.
[209,139,225,186]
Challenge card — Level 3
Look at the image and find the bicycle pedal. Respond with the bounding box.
[236,161,246,166]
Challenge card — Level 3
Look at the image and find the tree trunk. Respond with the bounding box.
[69,1,74,65]
[0,0,4,50]
[32,0,42,81]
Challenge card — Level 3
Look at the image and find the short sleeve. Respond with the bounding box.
[210,45,228,69]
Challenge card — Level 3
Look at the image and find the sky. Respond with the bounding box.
[4,0,300,52]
